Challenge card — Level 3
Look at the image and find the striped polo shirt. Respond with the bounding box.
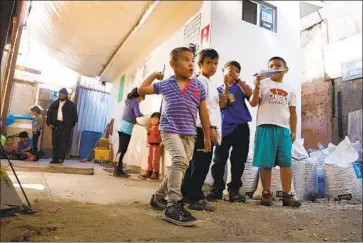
[153,76,206,136]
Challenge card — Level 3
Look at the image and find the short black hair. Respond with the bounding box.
[18,131,29,139]
[170,47,193,61]
[224,61,241,73]
[31,105,42,114]
[151,112,160,119]
[268,56,287,67]
[127,87,143,100]
[198,48,219,66]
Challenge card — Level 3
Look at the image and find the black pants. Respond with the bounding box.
[32,131,41,153]
[117,131,131,172]
[211,123,250,196]
[181,127,214,203]
[52,121,71,160]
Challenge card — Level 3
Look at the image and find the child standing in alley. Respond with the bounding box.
[249,56,301,207]
[181,48,221,212]
[138,47,211,226]
[31,105,44,153]
[205,61,253,203]
[140,112,162,180]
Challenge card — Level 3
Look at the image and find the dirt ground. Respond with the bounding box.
[1,198,362,242]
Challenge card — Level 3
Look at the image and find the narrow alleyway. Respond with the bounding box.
[1,167,362,242]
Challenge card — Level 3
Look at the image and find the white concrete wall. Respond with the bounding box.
[209,1,302,141]
[109,1,302,184]
[109,1,212,173]
[205,1,302,186]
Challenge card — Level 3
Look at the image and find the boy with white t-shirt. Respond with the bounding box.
[250,56,301,207]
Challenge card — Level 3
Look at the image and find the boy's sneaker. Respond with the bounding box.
[282,192,302,207]
[261,191,273,206]
[228,191,246,203]
[187,199,216,212]
[164,201,198,226]
[149,194,167,211]
[205,192,223,202]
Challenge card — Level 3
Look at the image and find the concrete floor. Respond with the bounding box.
[6,165,159,205]
[1,159,94,175]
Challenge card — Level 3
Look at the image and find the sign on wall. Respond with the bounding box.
[259,5,274,31]
[118,75,125,102]
[342,58,362,82]
[200,24,210,48]
[184,13,202,48]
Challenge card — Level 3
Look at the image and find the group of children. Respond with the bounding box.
[136,46,302,227]
[1,105,43,161]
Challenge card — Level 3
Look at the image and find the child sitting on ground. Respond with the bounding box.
[249,56,301,207]
[140,112,162,180]
[138,47,211,227]
[17,131,36,161]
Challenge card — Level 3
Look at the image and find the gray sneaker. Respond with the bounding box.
[149,194,167,211]
[187,199,216,212]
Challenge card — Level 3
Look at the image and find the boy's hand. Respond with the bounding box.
[291,132,296,143]
[153,71,164,81]
[210,129,219,145]
[254,75,263,89]
[204,137,212,152]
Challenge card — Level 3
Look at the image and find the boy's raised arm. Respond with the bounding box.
[249,75,262,107]
[138,72,164,95]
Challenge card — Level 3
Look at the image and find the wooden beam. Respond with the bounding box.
[1,0,30,126]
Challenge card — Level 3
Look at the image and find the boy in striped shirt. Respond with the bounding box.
[138,47,212,226]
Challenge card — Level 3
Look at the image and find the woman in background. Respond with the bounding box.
[114,88,145,178]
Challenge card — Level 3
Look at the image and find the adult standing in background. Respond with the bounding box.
[46,88,78,164]
[114,87,145,178]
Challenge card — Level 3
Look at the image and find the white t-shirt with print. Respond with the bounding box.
[256,78,296,129]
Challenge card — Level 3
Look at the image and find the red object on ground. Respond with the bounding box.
[80,158,88,163]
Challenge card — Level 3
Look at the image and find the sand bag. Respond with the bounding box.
[292,139,309,161]
[292,157,317,200]
[253,166,297,200]
[239,157,259,198]
[324,137,361,201]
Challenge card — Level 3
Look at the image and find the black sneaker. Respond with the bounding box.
[164,201,198,227]
[150,194,167,211]
[188,199,216,212]
[228,191,246,203]
[205,192,223,202]
[282,192,302,207]
[261,191,273,206]
[50,159,57,164]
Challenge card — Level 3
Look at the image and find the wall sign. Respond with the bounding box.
[259,5,274,31]
[200,24,210,48]
[342,58,362,82]
[184,13,202,47]
[118,75,125,102]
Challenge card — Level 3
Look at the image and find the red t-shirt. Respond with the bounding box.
[148,124,161,144]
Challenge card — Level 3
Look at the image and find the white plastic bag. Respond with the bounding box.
[252,166,297,200]
[292,157,317,200]
[324,137,361,201]
[239,157,259,198]
[292,139,309,161]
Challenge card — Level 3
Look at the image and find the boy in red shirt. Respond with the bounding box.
[140,112,162,180]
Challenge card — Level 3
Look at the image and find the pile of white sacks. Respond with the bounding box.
[323,137,362,202]
[204,137,362,202]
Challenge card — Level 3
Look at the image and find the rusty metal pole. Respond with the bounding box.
[0,0,30,127]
